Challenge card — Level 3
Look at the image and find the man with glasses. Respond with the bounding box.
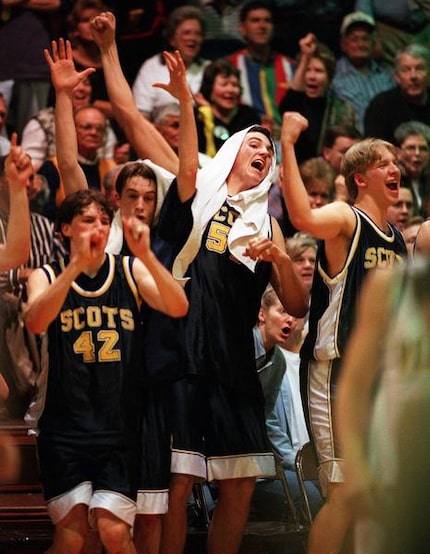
[365,43,430,143]
[38,105,116,221]
[393,120,430,219]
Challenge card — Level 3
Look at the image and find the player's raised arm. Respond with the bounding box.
[44,38,95,193]
[280,111,352,241]
[153,50,198,202]
[90,11,179,174]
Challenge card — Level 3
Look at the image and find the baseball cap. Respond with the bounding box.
[340,11,375,36]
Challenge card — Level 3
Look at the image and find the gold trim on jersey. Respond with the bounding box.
[122,257,142,309]
[69,253,115,297]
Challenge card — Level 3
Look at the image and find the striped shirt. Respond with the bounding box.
[0,209,66,296]
[330,57,395,132]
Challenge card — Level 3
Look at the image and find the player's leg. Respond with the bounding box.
[160,472,195,554]
[207,476,256,554]
[48,503,90,554]
[96,508,137,554]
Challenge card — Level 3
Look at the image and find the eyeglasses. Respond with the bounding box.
[402,144,429,154]
[76,123,106,134]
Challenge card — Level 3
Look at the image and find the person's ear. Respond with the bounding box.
[258,308,265,325]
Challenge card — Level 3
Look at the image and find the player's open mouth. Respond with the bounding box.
[386,182,398,191]
[251,160,264,170]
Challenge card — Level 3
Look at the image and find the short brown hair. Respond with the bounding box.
[341,138,397,201]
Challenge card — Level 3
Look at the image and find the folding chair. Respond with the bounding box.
[295,441,320,526]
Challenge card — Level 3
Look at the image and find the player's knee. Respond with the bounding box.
[97,513,132,553]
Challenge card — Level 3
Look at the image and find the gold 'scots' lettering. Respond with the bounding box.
[363,247,403,269]
[60,306,134,332]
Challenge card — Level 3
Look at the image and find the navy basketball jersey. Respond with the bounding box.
[302,206,406,364]
[184,200,272,392]
[38,253,144,443]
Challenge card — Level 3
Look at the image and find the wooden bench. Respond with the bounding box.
[0,420,53,551]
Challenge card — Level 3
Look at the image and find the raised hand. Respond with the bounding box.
[122,216,151,260]
[299,32,317,57]
[153,50,193,103]
[44,38,95,94]
[90,11,116,51]
[281,111,309,146]
[5,133,33,190]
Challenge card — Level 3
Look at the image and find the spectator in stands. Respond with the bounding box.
[153,102,211,167]
[330,11,395,132]
[132,5,210,120]
[320,124,362,203]
[38,105,116,222]
[0,93,10,156]
[67,0,113,119]
[21,74,117,172]
[228,0,316,138]
[195,58,261,156]
[415,217,430,255]
[0,137,31,274]
[386,186,414,231]
[0,147,65,421]
[393,120,430,219]
[280,157,334,237]
[196,0,245,59]
[280,43,359,163]
[253,285,323,528]
[402,214,424,258]
[355,0,430,66]
[365,44,430,143]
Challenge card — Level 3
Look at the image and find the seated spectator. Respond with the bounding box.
[67,0,113,119]
[365,44,430,143]
[393,119,430,218]
[0,93,10,156]
[330,11,395,132]
[253,286,323,526]
[152,102,211,167]
[195,59,261,156]
[38,105,116,221]
[280,43,359,163]
[132,5,210,120]
[402,215,424,258]
[321,124,362,203]
[386,185,414,231]
[228,0,316,138]
[21,75,117,172]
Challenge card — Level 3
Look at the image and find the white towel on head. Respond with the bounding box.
[173,126,277,279]
[105,159,175,254]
